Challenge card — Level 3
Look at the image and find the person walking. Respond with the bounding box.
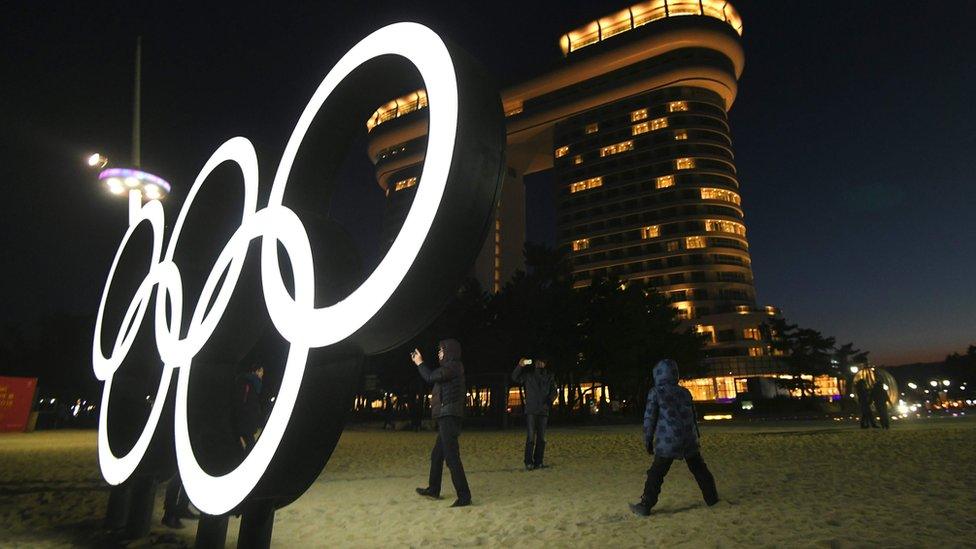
[234,363,264,452]
[870,381,890,430]
[855,379,878,429]
[630,359,718,517]
[411,339,472,507]
[511,357,558,470]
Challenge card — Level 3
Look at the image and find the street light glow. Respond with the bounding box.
[907,382,918,389]
[930,380,938,387]
[849,366,858,374]
[942,380,950,387]
[88,153,108,168]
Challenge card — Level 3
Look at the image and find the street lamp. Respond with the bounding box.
[942,379,951,387]
[88,153,109,168]
[930,380,938,387]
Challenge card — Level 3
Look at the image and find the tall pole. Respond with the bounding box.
[129,37,143,225]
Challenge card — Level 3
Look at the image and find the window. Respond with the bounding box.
[641,225,660,239]
[572,238,590,251]
[505,105,524,117]
[675,303,692,320]
[696,325,717,344]
[674,130,688,140]
[668,101,689,112]
[701,187,741,205]
[748,347,765,357]
[656,175,674,189]
[555,145,569,158]
[666,240,679,252]
[585,122,599,134]
[675,157,695,170]
[650,116,668,130]
[600,140,634,157]
[631,108,648,122]
[572,155,583,165]
[686,236,706,249]
[393,177,418,192]
[743,328,762,340]
[705,219,746,236]
[632,122,649,135]
[570,176,602,193]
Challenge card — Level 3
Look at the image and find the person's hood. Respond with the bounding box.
[653,359,679,386]
[439,338,462,363]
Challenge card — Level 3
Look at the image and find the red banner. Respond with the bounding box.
[0,376,37,432]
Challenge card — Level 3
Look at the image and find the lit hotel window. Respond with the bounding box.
[686,236,706,249]
[650,117,668,130]
[695,325,717,344]
[674,130,688,140]
[631,108,648,122]
[632,122,649,136]
[555,145,569,158]
[675,157,695,170]
[743,328,762,340]
[656,175,674,189]
[394,177,418,192]
[701,187,741,205]
[675,303,692,320]
[600,140,634,157]
[705,219,746,236]
[572,155,583,165]
[585,122,599,134]
[572,238,590,251]
[641,225,660,239]
[668,101,689,112]
[666,240,679,252]
[570,177,603,193]
[505,105,524,117]
[748,347,765,357]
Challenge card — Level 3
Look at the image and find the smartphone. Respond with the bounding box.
[524,359,533,366]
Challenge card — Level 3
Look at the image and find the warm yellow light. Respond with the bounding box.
[632,122,649,136]
[641,225,659,239]
[650,117,668,130]
[703,414,732,421]
[674,130,688,140]
[572,238,590,251]
[585,122,599,134]
[668,101,689,113]
[393,177,418,192]
[107,180,125,195]
[124,176,140,188]
[570,177,602,193]
[675,157,695,170]
[656,175,674,189]
[685,236,705,249]
[701,187,741,205]
[631,108,648,122]
[143,184,161,200]
[555,145,569,158]
[599,140,633,157]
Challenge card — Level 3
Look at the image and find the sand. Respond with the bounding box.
[1,417,975,547]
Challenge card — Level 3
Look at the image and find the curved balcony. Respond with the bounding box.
[560,0,743,56]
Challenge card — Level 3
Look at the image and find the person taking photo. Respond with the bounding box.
[511,357,557,470]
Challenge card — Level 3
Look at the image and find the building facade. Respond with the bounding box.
[363,1,838,401]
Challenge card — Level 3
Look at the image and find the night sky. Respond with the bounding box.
[1,1,974,366]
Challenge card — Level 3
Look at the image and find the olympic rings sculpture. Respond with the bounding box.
[93,23,469,515]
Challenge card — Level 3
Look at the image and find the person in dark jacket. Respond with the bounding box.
[161,475,198,529]
[630,359,718,516]
[234,363,264,452]
[512,357,558,470]
[411,339,472,507]
[855,379,878,429]
[870,381,890,430]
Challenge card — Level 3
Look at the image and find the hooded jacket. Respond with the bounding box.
[417,339,466,418]
[512,362,558,416]
[643,359,700,459]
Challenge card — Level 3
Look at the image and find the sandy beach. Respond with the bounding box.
[2,417,974,547]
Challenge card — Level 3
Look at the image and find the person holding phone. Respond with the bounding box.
[512,357,558,470]
[410,339,472,507]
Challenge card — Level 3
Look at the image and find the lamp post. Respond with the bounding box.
[88,36,170,227]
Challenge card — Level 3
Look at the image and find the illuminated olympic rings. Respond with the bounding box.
[91,22,459,515]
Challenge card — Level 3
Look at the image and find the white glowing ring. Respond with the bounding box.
[94,200,168,484]
[93,23,461,516]
[261,21,458,348]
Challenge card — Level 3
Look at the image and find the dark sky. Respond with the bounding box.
[1,1,974,366]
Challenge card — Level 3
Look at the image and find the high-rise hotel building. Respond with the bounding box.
[364,1,840,401]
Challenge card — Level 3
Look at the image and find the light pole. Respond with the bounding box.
[88,36,170,226]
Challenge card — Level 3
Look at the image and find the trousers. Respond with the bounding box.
[524,414,548,466]
[642,453,718,508]
[428,416,471,500]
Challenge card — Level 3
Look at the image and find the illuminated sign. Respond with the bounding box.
[93,22,504,515]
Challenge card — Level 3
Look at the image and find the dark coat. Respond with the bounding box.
[417,339,466,418]
[234,372,263,437]
[511,362,558,416]
[870,382,889,411]
[643,359,700,459]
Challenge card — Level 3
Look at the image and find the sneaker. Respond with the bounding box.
[533,463,547,470]
[450,498,471,508]
[524,464,535,471]
[415,487,441,499]
[629,502,651,517]
[161,514,185,529]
